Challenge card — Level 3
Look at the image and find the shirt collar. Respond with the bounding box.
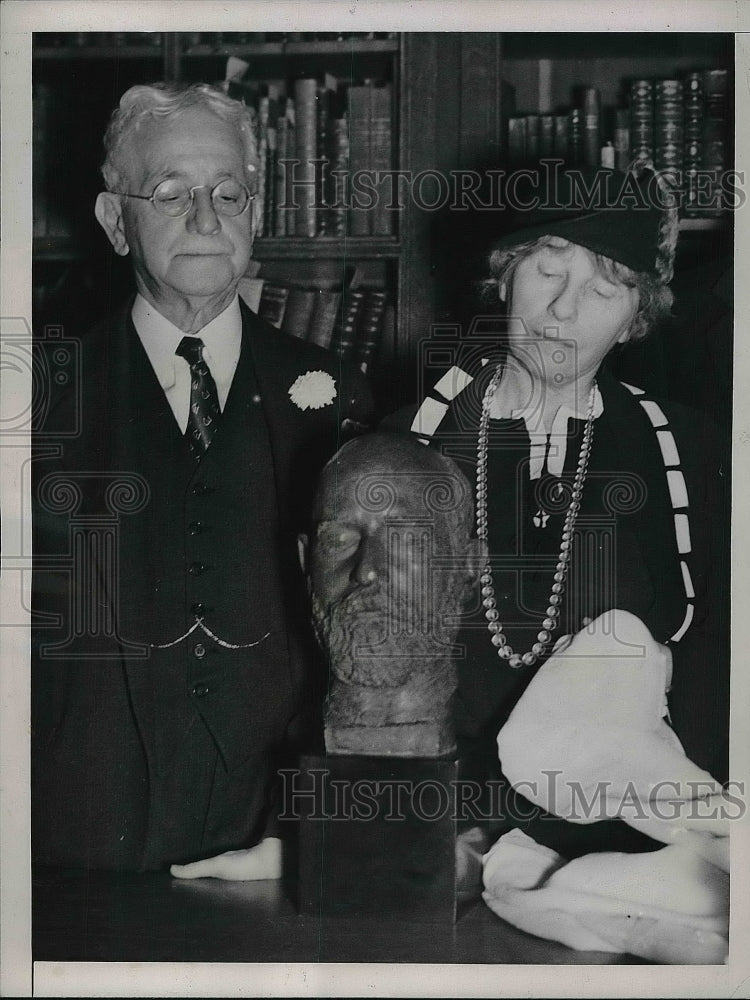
[492,384,604,480]
[131,293,242,391]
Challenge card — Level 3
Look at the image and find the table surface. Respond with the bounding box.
[33,867,646,965]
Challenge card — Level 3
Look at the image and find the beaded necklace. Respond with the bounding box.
[475,364,597,669]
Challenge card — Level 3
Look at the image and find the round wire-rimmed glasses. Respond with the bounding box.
[114,178,254,218]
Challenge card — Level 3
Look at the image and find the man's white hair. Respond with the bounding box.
[101,81,259,192]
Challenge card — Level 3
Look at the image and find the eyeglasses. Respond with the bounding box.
[114,178,254,218]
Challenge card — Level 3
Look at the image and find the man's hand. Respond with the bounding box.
[170,836,283,881]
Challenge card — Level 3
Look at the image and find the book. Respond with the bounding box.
[285,99,297,236]
[347,84,373,236]
[329,288,366,361]
[567,108,583,166]
[582,87,600,167]
[507,117,526,165]
[654,79,683,180]
[258,283,290,329]
[553,115,569,161]
[307,288,342,349]
[294,78,318,237]
[614,108,630,170]
[702,68,729,212]
[315,76,337,235]
[629,78,653,165]
[371,85,394,235]
[524,115,540,162]
[539,115,555,159]
[327,115,349,237]
[354,289,387,371]
[281,287,318,339]
[274,99,291,238]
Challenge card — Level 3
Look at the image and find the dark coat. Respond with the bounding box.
[404,356,729,856]
[32,298,373,871]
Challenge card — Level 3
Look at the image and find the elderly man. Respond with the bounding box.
[32,82,372,873]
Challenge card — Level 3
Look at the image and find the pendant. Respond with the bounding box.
[533,508,550,529]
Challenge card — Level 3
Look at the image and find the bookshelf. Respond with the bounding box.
[32,31,733,412]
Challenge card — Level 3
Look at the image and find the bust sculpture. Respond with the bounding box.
[303,433,478,757]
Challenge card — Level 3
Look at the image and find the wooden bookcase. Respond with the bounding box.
[32,31,733,415]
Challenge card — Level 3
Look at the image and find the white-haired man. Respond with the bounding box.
[32,82,372,873]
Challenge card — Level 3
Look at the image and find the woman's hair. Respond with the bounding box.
[481,234,674,343]
[101,82,259,192]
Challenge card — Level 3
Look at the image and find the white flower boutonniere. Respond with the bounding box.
[288,370,338,411]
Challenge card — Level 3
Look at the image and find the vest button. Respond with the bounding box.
[188,521,204,536]
[193,643,206,659]
[189,562,206,576]
[191,682,209,697]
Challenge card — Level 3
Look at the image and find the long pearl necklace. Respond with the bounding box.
[476,365,597,669]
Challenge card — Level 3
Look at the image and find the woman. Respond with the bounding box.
[411,165,729,856]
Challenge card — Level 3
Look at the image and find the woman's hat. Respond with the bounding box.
[493,163,679,281]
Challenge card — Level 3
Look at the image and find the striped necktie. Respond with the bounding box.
[175,336,221,458]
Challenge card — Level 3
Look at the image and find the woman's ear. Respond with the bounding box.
[95,192,129,256]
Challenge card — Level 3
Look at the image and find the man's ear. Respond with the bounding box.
[95,192,129,256]
[499,281,507,302]
[297,533,309,575]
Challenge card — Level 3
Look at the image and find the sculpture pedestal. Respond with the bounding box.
[297,753,460,923]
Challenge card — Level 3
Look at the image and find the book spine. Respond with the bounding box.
[507,117,527,166]
[654,78,684,182]
[280,287,317,340]
[370,85,394,236]
[582,87,600,168]
[354,289,387,371]
[264,125,277,237]
[552,115,569,161]
[274,107,289,238]
[327,116,349,237]
[294,78,318,238]
[567,108,583,166]
[307,289,341,349]
[683,72,704,217]
[285,100,297,236]
[614,108,630,171]
[258,284,290,329]
[629,78,654,166]
[329,289,365,361]
[347,85,372,236]
[539,114,555,159]
[524,114,540,163]
[701,68,729,216]
[316,84,331,235]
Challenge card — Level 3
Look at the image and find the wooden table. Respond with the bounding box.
[33,866,645,965]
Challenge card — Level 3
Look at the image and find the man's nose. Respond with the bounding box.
[185,188,221,236]
[351,535,382,588]
[548,280,579,323]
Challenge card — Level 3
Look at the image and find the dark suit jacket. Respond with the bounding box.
[32,298,373,870]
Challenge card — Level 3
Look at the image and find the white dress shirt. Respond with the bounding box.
[490,383,604,479]
[131,293,243,433]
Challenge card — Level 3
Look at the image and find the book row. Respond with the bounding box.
[505,67,731,214]
[227,72,395,239]
[238,273,390,372]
